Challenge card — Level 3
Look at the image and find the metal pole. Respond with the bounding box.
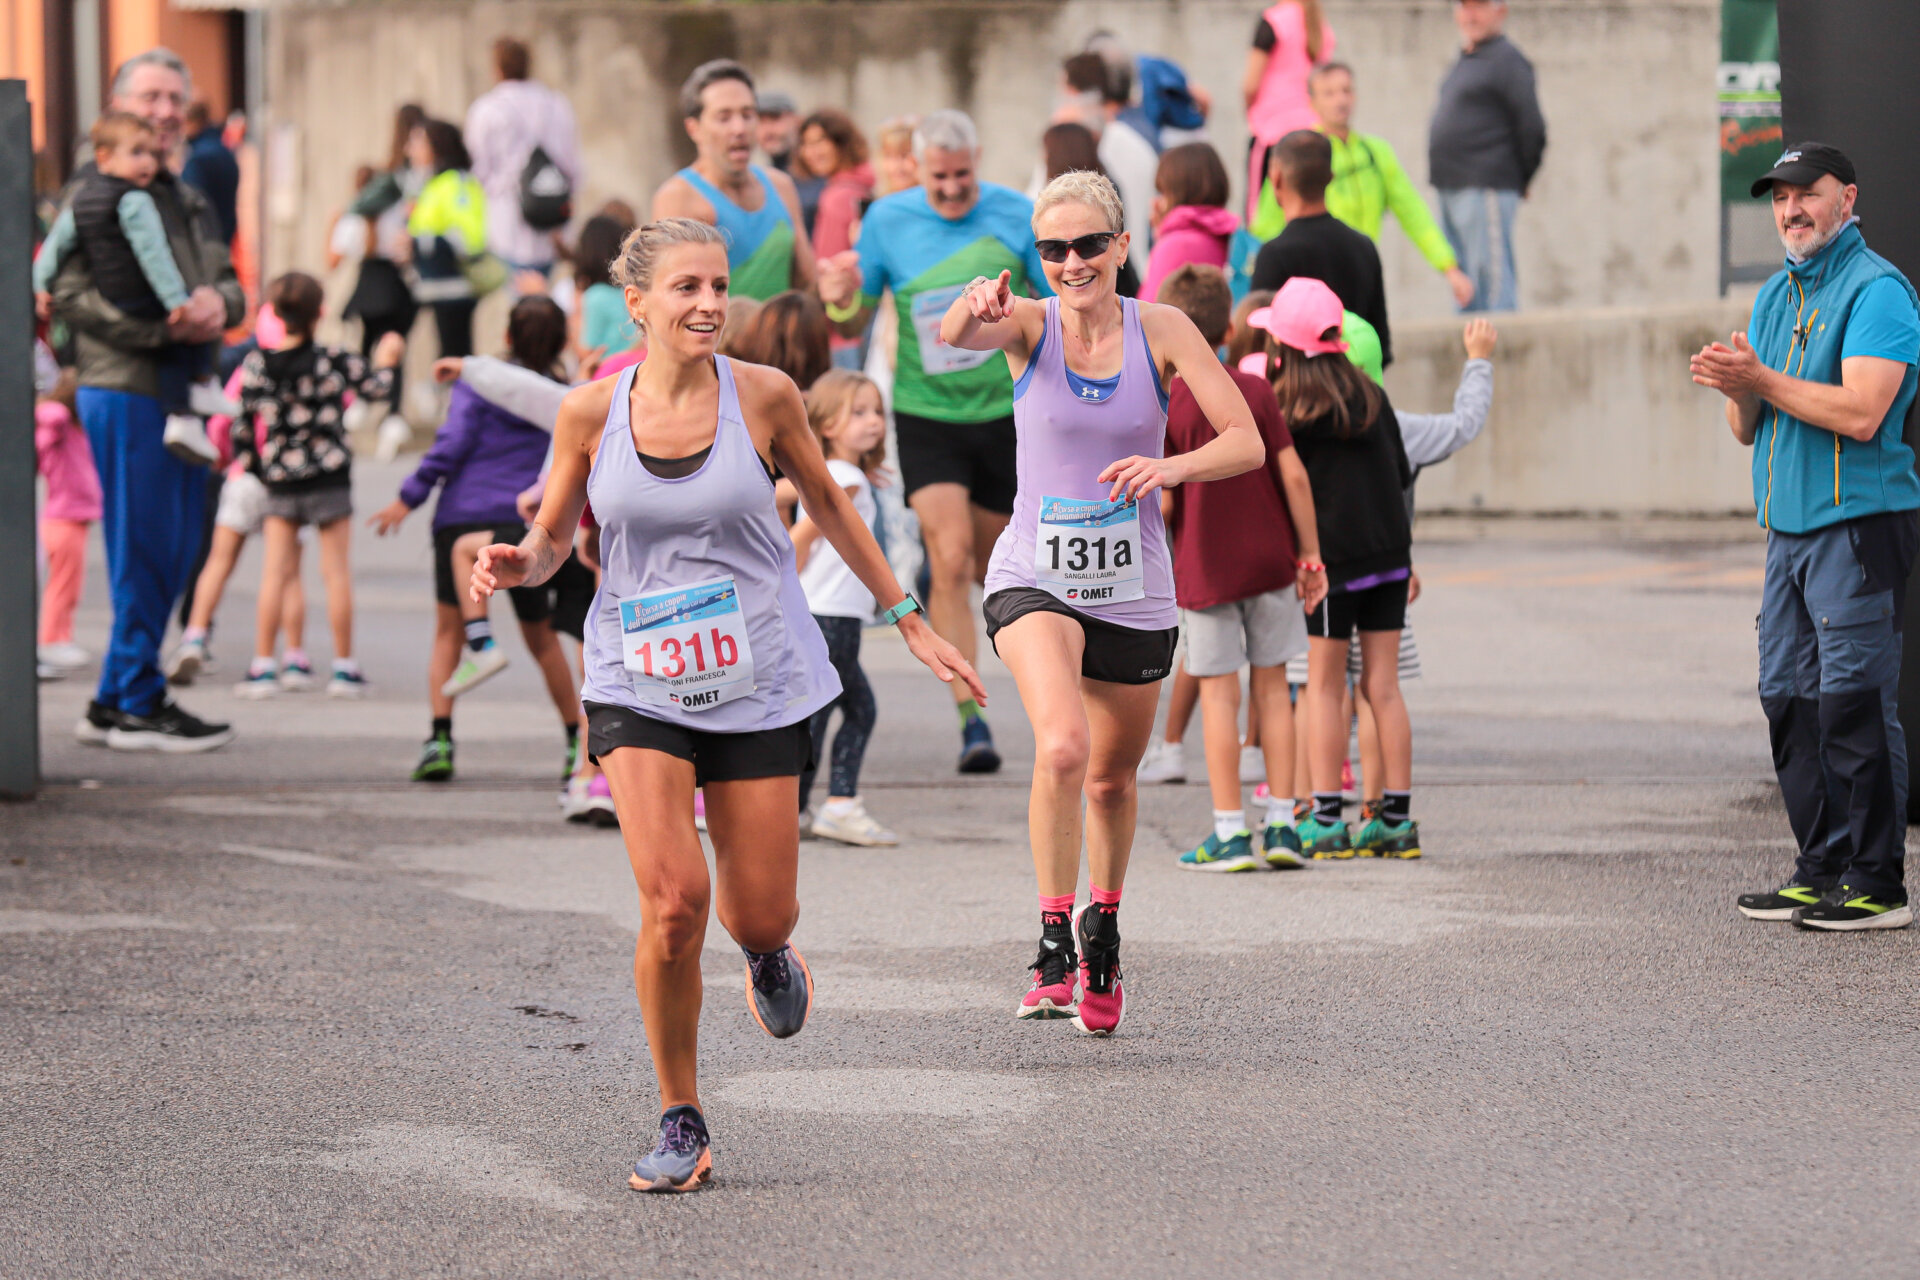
[0,81,41,800]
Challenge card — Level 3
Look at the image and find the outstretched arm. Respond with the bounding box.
[472,384,604,599]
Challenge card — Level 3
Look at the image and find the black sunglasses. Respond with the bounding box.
[1035,232,1118,264]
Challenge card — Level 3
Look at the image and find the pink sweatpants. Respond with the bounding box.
[39,518,89,646]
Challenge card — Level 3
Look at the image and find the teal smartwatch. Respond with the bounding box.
[878,593,923,627]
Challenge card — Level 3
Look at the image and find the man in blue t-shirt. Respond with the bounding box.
[819,109,1051,775]
[1692,142,1920,932]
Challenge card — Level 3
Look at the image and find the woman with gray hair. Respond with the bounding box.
[938,170,1265,1036]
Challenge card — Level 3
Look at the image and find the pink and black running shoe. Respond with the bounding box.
[1017,916,1078,1020]
[1071,902,1125,1036]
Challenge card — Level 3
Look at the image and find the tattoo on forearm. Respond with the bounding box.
[521,526,560,587]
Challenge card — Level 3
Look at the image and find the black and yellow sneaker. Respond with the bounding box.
[1791,885,1913,932]
[1735,879,1825,921]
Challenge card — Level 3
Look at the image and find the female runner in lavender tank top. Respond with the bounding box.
[939,172,1266,1037]
[471,219,983,1192]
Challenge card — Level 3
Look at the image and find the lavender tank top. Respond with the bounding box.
[580,357,840,731]
[983,296,1177,630]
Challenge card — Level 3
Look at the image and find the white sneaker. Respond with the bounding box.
[342,398,377,438]
[809,798,899,847]
[163,414,219,466]
[561,776,595,822]
[37,641,90,671]
[1136,739,1186,785]
[1239,745,1266,784]
[166,638,208,685]
[375,413,413,463]
[188,379,240,417]
[234,666,281,699]
[38,662,66,682]
[440,643,510,698]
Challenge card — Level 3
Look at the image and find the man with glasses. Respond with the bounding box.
[50,47,244,752]
[817,109,1052,773]
[1251,63,1475,310]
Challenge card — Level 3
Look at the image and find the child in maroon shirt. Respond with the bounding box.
[1155,265,1327,872]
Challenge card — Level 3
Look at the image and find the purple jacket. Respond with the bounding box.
[399,382,551,530]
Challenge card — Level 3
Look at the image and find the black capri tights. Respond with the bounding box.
[800,615,876,809]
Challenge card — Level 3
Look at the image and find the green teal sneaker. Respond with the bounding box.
[1262,822,1307,869]
[1354,815,1422,859]
[1179,830,1259,873]
[411,734,454,782]
[1297,815,1354,860]
[1792,885,1913,931]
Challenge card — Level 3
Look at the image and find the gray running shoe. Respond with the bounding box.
[628,1106,711,1193]
[743,943,813,1039]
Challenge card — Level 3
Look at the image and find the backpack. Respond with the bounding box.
[518,144,572,231]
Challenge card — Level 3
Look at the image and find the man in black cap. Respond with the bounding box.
[1691,142,1920,931]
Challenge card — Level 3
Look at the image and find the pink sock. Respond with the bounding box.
[1089,883,1122,908]
[1039,892,1076,915]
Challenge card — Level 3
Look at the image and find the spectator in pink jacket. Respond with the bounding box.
[1243,0,1335,221]
[1142,143,1241,306]
[35,350,103,673]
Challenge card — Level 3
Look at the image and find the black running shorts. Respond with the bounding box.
[433,521,548,622]
[584,701,818,784]
[982,587,1178,686]
[893,410,1018,514]
[1305,577,1410,641]
[547,554,596,640]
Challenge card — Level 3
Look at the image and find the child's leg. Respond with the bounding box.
[429,604,463,721]
[1250,664,1295,813]
[1356,631,1412,793]
[281,539,308,655]
[184,525,245,634]
[825,622,875,800]
[38,518,89,646]
[315,516,354,661]
[1242,673,1261,750]
[1161,660,1199,746]
[1355,689,1386,803]
[1292,683,1310,805]
[450,530,494,642]
[253,517,301,660]
[1304,637,1352,798]
[153,344,196,417]
[1197,672,1244,817]
[516,616,581,726]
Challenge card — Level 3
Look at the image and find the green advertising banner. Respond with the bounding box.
[1720,0,1782,203]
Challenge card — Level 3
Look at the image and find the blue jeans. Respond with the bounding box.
[78,387,209,716]
[1758,513,1919,898]
[800,615,876,809]
[1437,188,1521,313]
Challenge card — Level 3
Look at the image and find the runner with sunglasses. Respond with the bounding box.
[940,171,1265,1035]
[471,218,984,1191]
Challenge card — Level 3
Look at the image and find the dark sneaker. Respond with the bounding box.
[1297,815,1354,860]
[743,944,813,1038]
[1178,829,1259,872]
[1354,816,1422,859]
[1736,879,1825,921]
[628,1105,712,1193]
[75,700,123,747]
[1071,902,1125,1037]
[106,701,234,753]
[1017,920,1078,1020]
[1262,821,1307,869]
[1792,885,1913,932]
[958,716,1002,774]
[411,734,454,782]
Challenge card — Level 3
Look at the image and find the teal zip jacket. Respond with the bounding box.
[1749,222,1920,533]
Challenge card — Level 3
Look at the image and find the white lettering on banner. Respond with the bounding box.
[1034,495,1144,605]
[911,284,997,377]
[617,575,756,711]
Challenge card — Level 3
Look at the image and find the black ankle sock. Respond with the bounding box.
[431,716,452,740]
[1383,790,1410,824]
[565,721,580,742]
[1313,792,1342,824]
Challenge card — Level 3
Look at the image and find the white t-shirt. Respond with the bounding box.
[1098,119,1160,254]
[798,458,878,619]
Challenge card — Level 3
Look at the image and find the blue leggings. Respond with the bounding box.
[800,615,875,808]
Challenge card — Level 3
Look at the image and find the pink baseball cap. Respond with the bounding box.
[254,303,286,349]
[1246,277,1348,356]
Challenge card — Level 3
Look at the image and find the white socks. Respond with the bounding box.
[1267,797,1297,828]
[1214,809,1246,842]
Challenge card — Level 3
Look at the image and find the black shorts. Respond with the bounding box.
[583,702,818,785]
[983,587,1178,686]
[434,521,550,623]
[894,410,1018,514]
[1306,577,1410,641]
[547,553,596,640]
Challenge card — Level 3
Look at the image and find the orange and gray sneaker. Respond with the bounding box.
[743,943,813,1038]
[629,1105,712,1193]
[1071,902,1125,1037]
[1017,916,1078,1019]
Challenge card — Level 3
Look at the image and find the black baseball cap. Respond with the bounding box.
[1750,142,1858,198]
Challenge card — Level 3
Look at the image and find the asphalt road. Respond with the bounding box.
[6,460,1918,1278]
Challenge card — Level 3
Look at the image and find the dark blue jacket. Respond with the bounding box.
[399,382,551,530]
[180,127,240,245]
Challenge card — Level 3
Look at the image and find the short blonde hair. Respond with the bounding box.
[1031,169,1125,234]
[610,218,728,293]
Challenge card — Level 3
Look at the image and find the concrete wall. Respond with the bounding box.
[263,0,1721,324]
[1385,300,1756,515]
